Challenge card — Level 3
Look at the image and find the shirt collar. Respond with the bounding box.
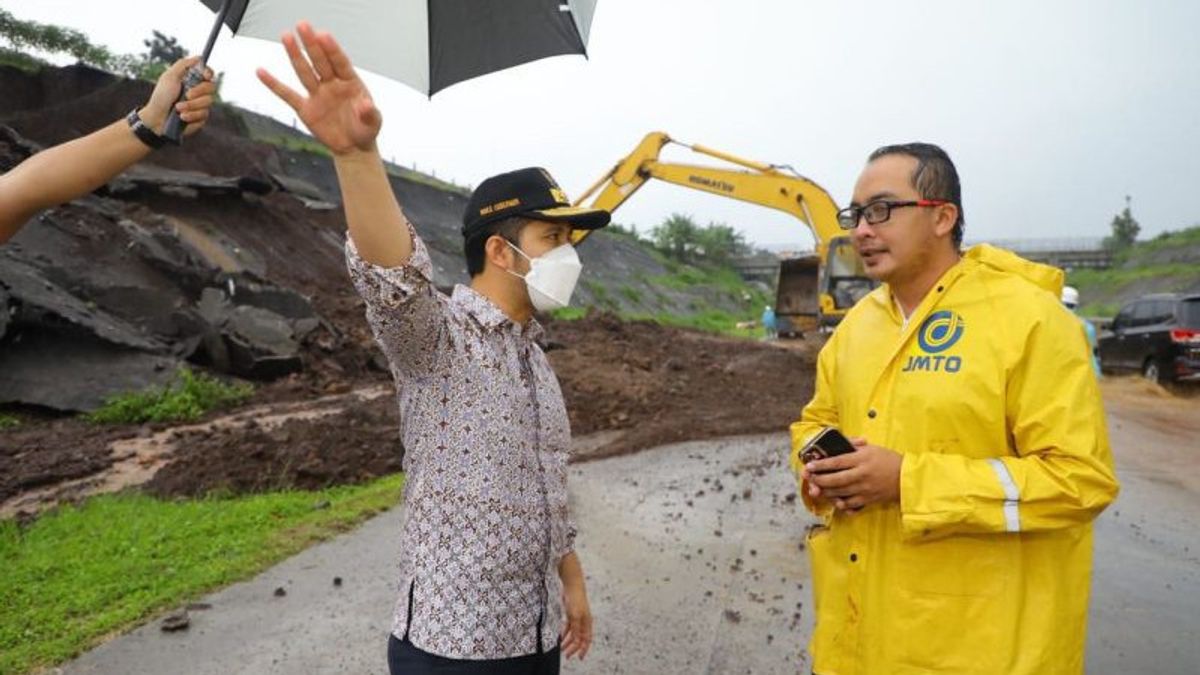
[451,285,545,342]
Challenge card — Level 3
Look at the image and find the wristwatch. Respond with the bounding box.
[127,108,167,150]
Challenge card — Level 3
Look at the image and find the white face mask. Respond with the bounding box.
[505,241,583,312]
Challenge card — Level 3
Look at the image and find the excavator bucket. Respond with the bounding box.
[775,255,820,337]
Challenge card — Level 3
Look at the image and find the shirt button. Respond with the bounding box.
[867,409,877,419]
[850,553,859,563]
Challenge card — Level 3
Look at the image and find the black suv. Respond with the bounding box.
[1098,293,1200,384]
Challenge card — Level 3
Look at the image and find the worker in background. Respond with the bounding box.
[790,142,1118,674]
[761,304,778,340]
[1062,285,1102,377]
[0,57,216,245]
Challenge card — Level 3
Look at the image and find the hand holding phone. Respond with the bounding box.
[799,427,857,469]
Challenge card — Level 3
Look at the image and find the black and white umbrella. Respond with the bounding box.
[166,0,598,140]
[201,0,596,94]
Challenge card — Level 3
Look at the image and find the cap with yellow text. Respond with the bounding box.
[461,167,610,239]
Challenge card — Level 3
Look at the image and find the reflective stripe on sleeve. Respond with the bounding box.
[987,458,1021,533]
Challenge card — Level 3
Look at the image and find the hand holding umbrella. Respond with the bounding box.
[145,56,216,137]
[256,22,382,156]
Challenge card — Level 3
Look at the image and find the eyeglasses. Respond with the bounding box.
[837,199,950,230]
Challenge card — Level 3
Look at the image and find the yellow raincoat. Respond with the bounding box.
[791,245,1119,675]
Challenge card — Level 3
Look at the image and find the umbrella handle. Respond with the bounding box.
[162,65,208,145]
[163,0,231,145]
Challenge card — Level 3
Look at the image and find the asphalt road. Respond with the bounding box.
[59,382,1200,674]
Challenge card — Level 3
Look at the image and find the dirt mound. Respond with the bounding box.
[2,315,817,511]
[0,419,132,503]
[142,393,403,498]
[547,313,815,458]
[138,313,817,499]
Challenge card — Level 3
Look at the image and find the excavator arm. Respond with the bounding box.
[571,132,873,324]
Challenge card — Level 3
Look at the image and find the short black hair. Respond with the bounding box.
[464,216,530,277]
[868,143,965,247]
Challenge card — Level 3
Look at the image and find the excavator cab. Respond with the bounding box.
[821,237,877,320]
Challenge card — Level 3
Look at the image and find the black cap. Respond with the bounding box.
[462,167,610,239]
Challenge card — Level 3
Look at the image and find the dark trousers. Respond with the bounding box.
[387,635,560,675]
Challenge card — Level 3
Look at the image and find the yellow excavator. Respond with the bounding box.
[572,132,876,329]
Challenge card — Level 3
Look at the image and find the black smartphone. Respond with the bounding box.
[798,427,857,466]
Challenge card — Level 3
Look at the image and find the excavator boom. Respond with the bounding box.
[573,132,875,326]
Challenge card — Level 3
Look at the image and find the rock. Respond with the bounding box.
[160,610,190,632]
[107,164,272,199]
[274,587,287,597]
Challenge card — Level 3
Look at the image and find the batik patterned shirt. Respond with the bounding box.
[345,226,575,659]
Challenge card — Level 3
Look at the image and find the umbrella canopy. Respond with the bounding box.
[198,0,597,96]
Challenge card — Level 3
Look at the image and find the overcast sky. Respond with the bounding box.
[3,0,1197,249]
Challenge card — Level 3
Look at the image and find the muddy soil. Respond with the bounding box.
[1,315,817,515]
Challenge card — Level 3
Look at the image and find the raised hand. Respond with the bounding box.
[257,22,381,155]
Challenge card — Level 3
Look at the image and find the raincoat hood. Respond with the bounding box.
[963,243,1064,295]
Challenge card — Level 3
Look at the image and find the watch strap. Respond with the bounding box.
[127,108,167,150]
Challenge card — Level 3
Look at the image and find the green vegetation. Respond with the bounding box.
[1111,225,1200,267]
[650,213,750,266]
[619,285,644,304]
[257,133,333,158]
[0,10,187,81]
[632,310,758,338]
[1069,263,1199,291]
[0,45,47,72]
[548,306,589,321]
[562,213,773,335]
[86,369,253,425]
[250,131,469,195]
[0,475,404,674]
[1068,226,1200,317]
[1078,302,1120,319]
[383,163,471,196]
[1103,196,1140,250]
[0,413,20,430]
[581,279,618,310]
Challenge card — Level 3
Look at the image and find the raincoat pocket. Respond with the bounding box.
[893,590,1003,672]
[807,524,838,613]
[897,532,1014,597]
[806,522,849,669]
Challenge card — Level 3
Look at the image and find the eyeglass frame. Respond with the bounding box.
[837,199,951,231]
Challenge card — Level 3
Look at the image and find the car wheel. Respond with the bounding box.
[1142,358,1161,384]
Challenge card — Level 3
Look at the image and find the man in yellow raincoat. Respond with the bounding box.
[790,143,1119,674]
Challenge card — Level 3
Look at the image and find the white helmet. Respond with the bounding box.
[1061,286,1080,309]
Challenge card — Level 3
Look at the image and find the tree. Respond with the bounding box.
[143,30,186,65]
[694,221,748,265]
[0,8,116,71]
[651,213,750,265]
[0,10,184,81]
[1104,195,1140,250]
[652,213,701,261]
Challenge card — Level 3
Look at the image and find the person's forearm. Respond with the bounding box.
[559,551,584,588]
[334,146,413,268]
[0,113,154,241]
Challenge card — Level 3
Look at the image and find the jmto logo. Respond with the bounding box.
[903,310,965,373]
